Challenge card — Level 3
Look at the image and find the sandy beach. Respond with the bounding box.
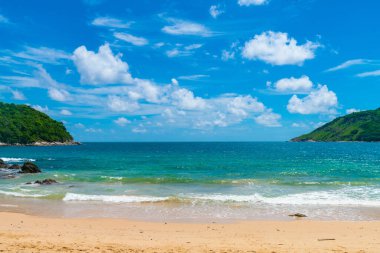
[0,212,379,252]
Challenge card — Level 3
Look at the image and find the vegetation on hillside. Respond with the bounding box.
[0,102,73,144]
[291,108,380,142]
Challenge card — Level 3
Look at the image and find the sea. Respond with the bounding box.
[0,142,379,221]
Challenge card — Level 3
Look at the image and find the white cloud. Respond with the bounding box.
[177,74,208,81]
[287,85,338,114]
[242,31,319,65]
[221,42,239,61]
[346,108,360,114]
[274,75,313,93]
[227,95,265,117]
[356,69,380,77]
[48,88,71,102]
[107,95,140,112]
[209,5,224,18]
[162,18,212,37]
[91,17,131,28]
[13,46,71,64]
[114,117,131,126]
[11,90,25,100]
[165,44,203,58]
[184,44,203,50]
[73,43,133,85]
[326,59,370,72]
[254,111,281,127]
[114,32,148,46]
[221,50,235,61]
[238,0,268,6]
[170,88,207,110]
[60,109,72,116]
[75,123,85,128]
[291,122,308,128]
[132,127,147,133]
[85,128,103,133]
[32,105,49,113]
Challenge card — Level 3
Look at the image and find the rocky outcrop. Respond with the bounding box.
[27,179,58,185]
[8,164,21,170]
[0,159,7,168]
[289,213,307,218]
[20,162,41,174]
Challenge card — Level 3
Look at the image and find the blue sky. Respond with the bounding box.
[0,0,379,141]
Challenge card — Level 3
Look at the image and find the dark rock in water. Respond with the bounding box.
[289,213,307,218]
[28,178,58,185]
[20,162,41,173]
[0,159,7,168]
[8,164,21,170]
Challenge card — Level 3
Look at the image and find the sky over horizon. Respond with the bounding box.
[0,0,379,141]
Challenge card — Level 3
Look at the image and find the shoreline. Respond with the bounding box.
[0,141,81,146]
[0,211,379,252]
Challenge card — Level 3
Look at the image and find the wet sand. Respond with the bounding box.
[0,212,379,252]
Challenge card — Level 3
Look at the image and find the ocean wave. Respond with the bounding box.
[0,190,47,198]
[189,186,380,206]
[61,187,380,206]
[63,193,169,203]
[0,157,36,163]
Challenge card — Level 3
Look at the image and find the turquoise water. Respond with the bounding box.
[0,142,379,220]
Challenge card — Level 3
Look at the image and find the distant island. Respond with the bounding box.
[292,108,380,142]
[0,102,78,146]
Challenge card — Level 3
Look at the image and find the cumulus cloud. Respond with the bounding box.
[238,0,268,6]
[242,31,319,65]
[209,5,224,18]
[60,109,72,116]
[107,95,140,112]
[170,88,207,110]
[73,43,133,85]
[114,32,148,46]
[273,75,313,93]
[91,17,131,28]
[114,117,131,126]
[287,85,338,114]
[254,111,281,127]
[162,18,212,37]
[227,95,265,117]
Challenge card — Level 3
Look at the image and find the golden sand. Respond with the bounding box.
[0,212,379,252]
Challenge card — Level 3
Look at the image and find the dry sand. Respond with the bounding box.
[0,212,379,252]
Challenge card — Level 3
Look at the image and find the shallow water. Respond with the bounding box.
[0,142,379,221]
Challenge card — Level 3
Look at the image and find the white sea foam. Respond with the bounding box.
[62,187,380,207]
[100,176,123,180]
[188,187,380,207]
[0,157,36,162]
[63,193,169,203]
[0,190,46,198]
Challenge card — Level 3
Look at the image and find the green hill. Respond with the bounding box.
[0,102,75,145]
[291,108,380,142]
